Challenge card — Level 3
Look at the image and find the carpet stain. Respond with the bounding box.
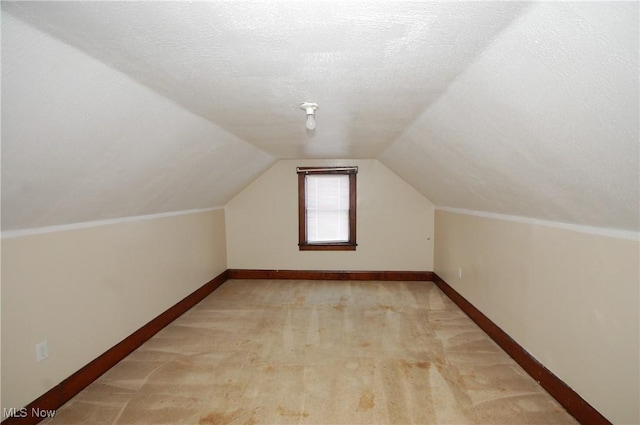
[199,409,259,425]
[378,303,401,313]
[277,406,309,418]
[333,303,346,312]
[361,342,371,348]
[357,389,375,411]
[199,410,240,425]
[400,359,430,371]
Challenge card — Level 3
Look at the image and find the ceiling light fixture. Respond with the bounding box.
[300,102,319,130]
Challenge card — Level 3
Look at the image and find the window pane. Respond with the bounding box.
[306,175,349,242]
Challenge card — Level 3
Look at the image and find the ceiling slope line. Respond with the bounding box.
[436,206,640,241]
[378,2,533,159]
[1,207,225,240]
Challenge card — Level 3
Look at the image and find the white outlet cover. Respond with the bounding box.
[36,340,49,362]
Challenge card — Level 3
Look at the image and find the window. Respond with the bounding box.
[297,166,357,251]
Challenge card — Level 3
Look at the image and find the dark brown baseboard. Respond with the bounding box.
[228,269,434,281]
[432,273,611,425]
[1,270,230,425]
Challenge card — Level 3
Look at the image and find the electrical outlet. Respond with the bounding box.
[457,267,463,279]
[36,340,49,362]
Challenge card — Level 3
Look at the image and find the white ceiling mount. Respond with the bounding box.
[300,102,318,130]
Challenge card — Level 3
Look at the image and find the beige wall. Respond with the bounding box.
[226,159,435,271]
[434,209,639,425]
[1,209,227,411]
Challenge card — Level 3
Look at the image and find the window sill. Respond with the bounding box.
[299,242,357,251]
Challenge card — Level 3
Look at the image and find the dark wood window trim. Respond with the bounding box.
[297,166,357,251]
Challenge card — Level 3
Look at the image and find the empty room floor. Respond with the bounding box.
[42,280,578,425]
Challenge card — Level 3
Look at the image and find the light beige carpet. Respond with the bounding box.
[42,280,578,425]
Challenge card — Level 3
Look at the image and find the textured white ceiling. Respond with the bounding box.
[2,1,528,159]
[2,1,638,233]
[380,1,639,231]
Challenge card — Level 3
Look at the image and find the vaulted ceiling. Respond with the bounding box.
[2,1,638,232]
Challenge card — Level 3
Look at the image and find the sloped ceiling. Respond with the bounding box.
[381,2,639,231]
[1,12,275,230]
[2,1,638,233]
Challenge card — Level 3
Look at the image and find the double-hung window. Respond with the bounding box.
[297,166,357,251]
